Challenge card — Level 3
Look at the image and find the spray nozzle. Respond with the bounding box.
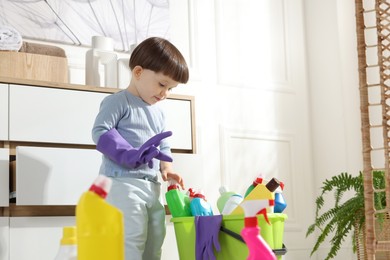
[258,208,270,225]
[256,200,274,225]
[188,188,206,200]
[240,199,274,219]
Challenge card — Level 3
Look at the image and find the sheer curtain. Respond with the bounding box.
[0,0,170,52]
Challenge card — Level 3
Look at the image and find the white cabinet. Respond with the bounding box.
[9,84,109,145]
[8,84,196,152]
[0,217,9,260]
[9,217,75,260]
[16,146,101,205]
[3,82,196,206]
[0,149,9,207]
[0,79,195,260]
[0,84,8,140]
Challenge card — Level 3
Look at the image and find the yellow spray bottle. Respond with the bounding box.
[76,175,124,260]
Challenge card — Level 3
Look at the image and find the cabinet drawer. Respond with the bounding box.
[16,146,101,205]
[10,216,74,260]
[0,217,9,260]
[0,149,9,207]
[0,84,8,141]
[9,84,109,145]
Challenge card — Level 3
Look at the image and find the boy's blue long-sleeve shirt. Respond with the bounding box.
[92,89,172,180]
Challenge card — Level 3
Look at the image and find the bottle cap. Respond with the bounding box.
[89,175,112,199]
[219,186,228,194]
[265,178,280,192]
[188,188,206,200]
[167,184,179,191]
[60,226,77,245]
[192,193,206,200]
[253,177,264,186]
[244,216,258,227]
[167,179,180,191]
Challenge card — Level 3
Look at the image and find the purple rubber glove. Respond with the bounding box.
[96,128,173,169]
[195,215,222,260]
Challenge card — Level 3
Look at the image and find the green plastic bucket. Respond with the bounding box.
[170,213,287,260]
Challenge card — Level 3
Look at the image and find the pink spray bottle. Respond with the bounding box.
[240,199,277,260]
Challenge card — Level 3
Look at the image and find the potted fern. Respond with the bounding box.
[306,171,386,260]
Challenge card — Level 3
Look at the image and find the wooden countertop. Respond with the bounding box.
[0,76,191,101]
[0,76,119,94]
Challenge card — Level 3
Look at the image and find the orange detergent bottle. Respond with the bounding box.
[76,175,124,260]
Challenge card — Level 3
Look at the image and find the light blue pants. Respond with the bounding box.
[106,177,166,260]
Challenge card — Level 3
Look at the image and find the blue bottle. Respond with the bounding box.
[189,189,213,216]
[274,182,287,213]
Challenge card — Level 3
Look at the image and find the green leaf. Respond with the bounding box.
[306,171,385,259]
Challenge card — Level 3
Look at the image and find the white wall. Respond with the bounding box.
[304,0,363,259]
[304,0,362,182]
[15,0,365,259]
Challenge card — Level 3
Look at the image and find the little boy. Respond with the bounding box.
[92,37,189,260]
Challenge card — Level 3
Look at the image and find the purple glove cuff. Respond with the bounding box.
[96,128,138,168]
[96,129,173,169]
[195,215,223,260]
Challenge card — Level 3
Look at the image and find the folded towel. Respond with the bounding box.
[0,26,22,51]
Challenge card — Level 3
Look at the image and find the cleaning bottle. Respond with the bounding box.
[76,175,124,260]
[231,177,280,215]
[54,226,77,260]
[274,182,287,213]
[217,186,236,213]
[165,179,191,217]
[217,186,243,215]
[239,198,277,260]
[241,216,277,260]
[244,173,264,197]
[222,194,244,215]
[189,189,213,216]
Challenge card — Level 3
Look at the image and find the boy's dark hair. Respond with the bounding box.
[129,37,189,84]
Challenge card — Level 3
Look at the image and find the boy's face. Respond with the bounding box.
[131,66,179,105]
